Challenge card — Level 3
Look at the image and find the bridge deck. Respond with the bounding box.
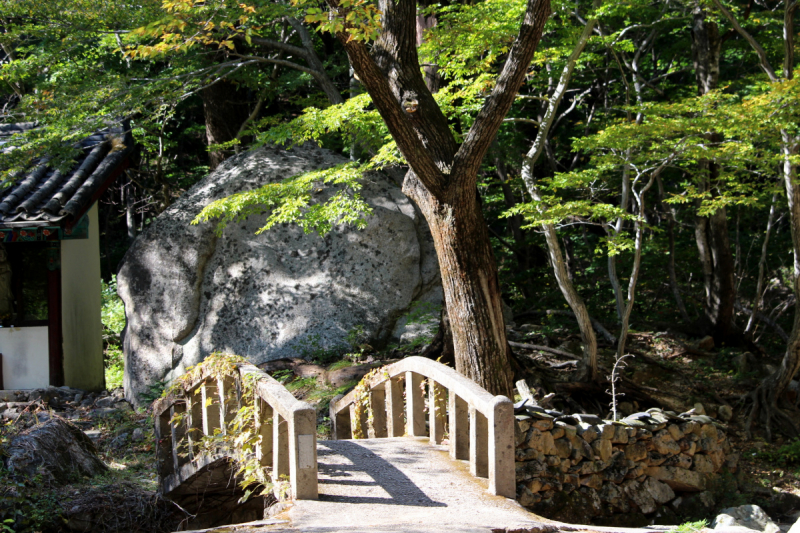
[286,437,549,533]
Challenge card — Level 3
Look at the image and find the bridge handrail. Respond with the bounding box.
[153,361,318,500]
[329,356,514,498]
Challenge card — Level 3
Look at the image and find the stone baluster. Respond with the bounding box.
[487,397,514,498]
[369,387,388,438]
[349,403,368,438]
[406,371,426,437]
[170,403,189,471]
[201,380,220,436]
[255,398,273,467]
[273,412,290,481]
[385,376,404,437]
[449,393,469,460]
[469,406,489,478]
[428,380,446,444]
[187,388,203,459]
[217,375,238,434]
[289,407,318,500]
[333,404,352,440]
[155,410,175,479]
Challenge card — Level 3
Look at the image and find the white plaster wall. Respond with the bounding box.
[61,204,104,391]
[0,326,49,389]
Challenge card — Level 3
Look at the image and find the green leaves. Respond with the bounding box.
[193,162,373,236]
[298,0,382,42]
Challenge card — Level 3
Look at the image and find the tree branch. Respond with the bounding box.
[451,0,551,182]
[246,36,309,60]
[711,0,779,81]
[503,117,541,126]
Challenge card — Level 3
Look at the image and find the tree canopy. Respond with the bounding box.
[3,0,800,432]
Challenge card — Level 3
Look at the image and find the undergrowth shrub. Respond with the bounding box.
[102,276,126,390]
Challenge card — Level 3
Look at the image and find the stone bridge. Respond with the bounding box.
[153,357,681,533]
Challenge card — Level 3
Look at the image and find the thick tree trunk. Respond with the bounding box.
[201,81,251,170]
[691,6,737,342]
[325,0,549,397]
[404,171,515,396]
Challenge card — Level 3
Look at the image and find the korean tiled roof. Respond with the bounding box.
[0,123,134,227]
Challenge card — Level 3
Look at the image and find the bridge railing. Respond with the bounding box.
[329,356,514,497]
[153,362,318,500]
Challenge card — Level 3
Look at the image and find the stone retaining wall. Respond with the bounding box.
[514,407,739,525]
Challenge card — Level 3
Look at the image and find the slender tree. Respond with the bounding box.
[519,0,601,380]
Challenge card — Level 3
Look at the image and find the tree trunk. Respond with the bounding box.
[516,3,601,379]
[667,211,691,323]
[745,193,778,336]
[201,80,251,170]
[771,134,800,400]
[540,220,598,379]
[404,171,515,396]
[324,0,550,397]
[124,175,136,243]
[617,173,658,357]
[710,0,800,435]
[691,5,737,342]
[608,155,632,323]
[495,153,535,298]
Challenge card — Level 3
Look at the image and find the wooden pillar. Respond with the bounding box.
[385,376,404,437]
[46,248,63,387]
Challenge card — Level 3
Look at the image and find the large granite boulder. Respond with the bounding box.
[119,144,441,404]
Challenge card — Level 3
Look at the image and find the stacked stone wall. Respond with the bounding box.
[514,408,739,524]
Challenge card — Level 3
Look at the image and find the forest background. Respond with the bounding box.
[1,0,800,435]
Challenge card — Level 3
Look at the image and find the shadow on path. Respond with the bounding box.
[317,440,447,507]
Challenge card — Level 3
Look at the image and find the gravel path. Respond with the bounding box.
[287,437,554,533]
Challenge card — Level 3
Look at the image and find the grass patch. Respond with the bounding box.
[670,520,708,533]
[328,359,355,371]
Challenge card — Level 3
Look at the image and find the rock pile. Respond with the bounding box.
[4,417,107,485]
[0,386,133,430]
[514,404,739,524]
[712,504,781,533]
